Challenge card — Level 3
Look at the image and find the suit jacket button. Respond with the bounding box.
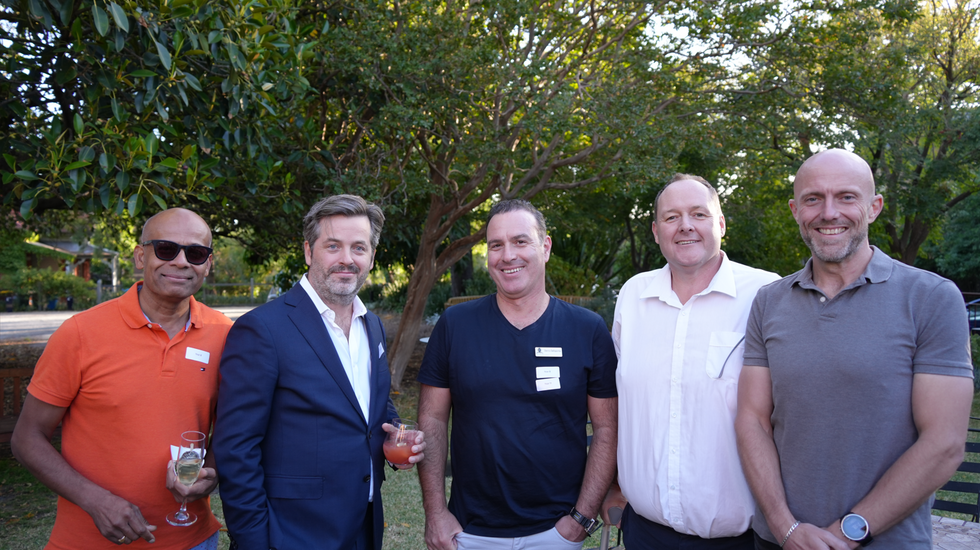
[363,475,371,482]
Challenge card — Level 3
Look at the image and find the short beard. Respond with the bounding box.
[309,264,368,307]
[801,225,866,264]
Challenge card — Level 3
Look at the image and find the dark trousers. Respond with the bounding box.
[622,504,755,550]
[353,501,375,550]
[753,533,782,550]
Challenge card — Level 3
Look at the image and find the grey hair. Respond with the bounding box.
[487,199,547,243]
[303,194,385,249]
[653,173,721,217]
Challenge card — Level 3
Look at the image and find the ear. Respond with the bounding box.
[788,198,798,220]
[651,220,660,245]
[542,235,552,262]
[133,244,145,270]
[867,194,884,222]
[304,241,313,267]
[718,214,726,238]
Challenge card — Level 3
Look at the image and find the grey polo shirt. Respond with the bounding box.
[744,246,972,548]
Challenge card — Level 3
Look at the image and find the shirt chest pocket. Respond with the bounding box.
[705,331,745,380]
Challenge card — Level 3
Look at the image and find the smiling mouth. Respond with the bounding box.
[817,227,846,235]
[502,267,524,274]
[676,240,699,245]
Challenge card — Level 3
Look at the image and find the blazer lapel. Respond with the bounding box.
[284,285,366,424]
[364,311,390,423]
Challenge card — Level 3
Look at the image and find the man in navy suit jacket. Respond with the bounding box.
[213,194,425,550]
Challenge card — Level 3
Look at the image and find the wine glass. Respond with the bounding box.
[166,431,206,527]
[383,418,418,466]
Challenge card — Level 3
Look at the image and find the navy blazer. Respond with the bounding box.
[213,284,397,550]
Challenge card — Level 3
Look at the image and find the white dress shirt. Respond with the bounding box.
[612,253,779,538]
[299,274,375,499]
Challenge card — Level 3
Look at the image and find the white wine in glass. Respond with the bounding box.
[166,431,206,527]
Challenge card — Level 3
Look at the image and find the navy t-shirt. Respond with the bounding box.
[418,295,617,537]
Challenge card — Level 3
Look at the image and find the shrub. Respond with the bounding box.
[5,268,96,310]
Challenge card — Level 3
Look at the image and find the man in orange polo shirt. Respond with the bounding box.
[11,208,231,550]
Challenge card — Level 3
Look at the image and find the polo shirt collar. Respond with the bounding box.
[791,245,893,291]
[640,252,738,305]
[299,273,368,323]
[120,281,199,331]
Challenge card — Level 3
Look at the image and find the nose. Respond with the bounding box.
[678,214,695,231]
[821,199,840,220]
[170,248,191,266]
[339,246,355,265]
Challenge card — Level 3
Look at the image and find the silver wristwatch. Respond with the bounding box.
[569,507,601,535]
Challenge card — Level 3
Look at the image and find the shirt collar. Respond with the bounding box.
[122,281,196,332]
[639,252,737,303]
[299,273,367,322]
[791,245,892,291]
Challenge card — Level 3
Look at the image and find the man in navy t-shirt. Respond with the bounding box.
[417,199,618,550]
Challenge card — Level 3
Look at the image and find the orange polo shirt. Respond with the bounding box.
[28,282,232,550]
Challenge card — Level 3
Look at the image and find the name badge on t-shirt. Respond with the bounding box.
[536,378,561,391]
[185,347,210,364]
[535,347,562,358]
[536,366,560,379]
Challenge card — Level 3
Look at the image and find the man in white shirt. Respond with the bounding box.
[213,194,425,550]
[606,174,779,549]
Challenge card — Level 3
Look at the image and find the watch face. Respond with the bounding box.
[841,514,869,540]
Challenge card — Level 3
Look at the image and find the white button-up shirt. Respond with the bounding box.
[612,253,779,538]
[299,274,375,499]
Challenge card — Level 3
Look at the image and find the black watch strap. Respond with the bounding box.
[569,507,601,535]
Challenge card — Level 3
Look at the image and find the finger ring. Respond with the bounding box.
[118,536,127,544]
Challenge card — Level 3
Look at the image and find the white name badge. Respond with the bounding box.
[185,347,210,364]
[536,378,561,391]
[535,347,562,358]
[536,367,560,379]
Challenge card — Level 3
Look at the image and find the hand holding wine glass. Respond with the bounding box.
[383,418,425,468]
[166,431,206,527]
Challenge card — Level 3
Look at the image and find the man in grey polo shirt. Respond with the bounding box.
[735,149,973,550]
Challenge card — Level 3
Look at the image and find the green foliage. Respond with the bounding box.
[545,255,601,297]
[374,276,452,318]
[4,267,96,310]
[0,228,29,274]
[936,194,980,292]
[1,0,306,220]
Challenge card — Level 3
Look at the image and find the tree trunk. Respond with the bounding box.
[388,216,487,389]
[387,240,439,391]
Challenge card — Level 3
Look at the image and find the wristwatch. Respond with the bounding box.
[569,507,601,535]
[840,513,874,546]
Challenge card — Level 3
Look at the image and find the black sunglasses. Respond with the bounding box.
[142,240,213,265]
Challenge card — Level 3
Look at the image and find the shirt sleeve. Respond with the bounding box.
[911,279,973,377]
[417,312,452,388]
[27,317,84,407]
[587,314,618,399]
[742,286,770,369]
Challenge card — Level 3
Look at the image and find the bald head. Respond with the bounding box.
[141,208,212,246]
[795,149,875,199]
[789,149,883,267]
